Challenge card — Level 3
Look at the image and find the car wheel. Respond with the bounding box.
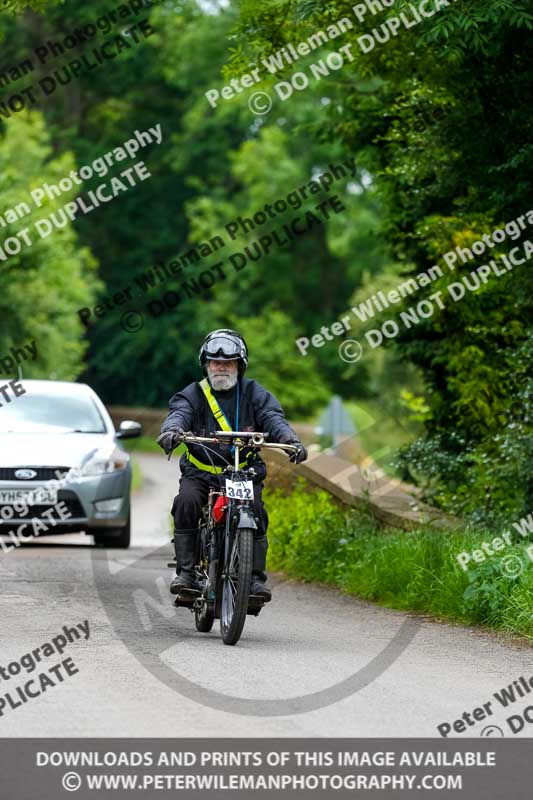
[92,515,131,549]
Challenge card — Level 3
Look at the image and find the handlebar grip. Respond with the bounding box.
[157,430,187,448]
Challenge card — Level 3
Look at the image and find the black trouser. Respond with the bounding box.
[171,474,269,581]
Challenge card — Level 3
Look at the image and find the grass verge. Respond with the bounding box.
[122,435,162,454]
[131,458,142,492]
[265,480,533,639]
[122,436,186,458]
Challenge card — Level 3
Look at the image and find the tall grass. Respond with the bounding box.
[265,480,533,638]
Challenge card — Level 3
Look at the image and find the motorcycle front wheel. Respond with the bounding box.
[220,527,253,645]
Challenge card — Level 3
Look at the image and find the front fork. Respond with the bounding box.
[207,530,219,602]
[221,504,258,576]
[194,483,259,614]
[205,503,258,618]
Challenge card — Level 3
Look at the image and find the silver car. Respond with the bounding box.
[0,379,141,548]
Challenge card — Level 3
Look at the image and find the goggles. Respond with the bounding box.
[203,335,243,360]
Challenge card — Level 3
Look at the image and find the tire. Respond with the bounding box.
[93,515,131,549]
[194,524,214,632]
[195,602,215,633]
[220,527,253,646]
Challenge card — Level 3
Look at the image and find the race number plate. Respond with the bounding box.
[225,479,253,500]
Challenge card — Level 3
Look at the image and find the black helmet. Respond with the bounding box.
[199,329,248,376]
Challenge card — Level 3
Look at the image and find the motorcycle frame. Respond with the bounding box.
[199,440,258,619]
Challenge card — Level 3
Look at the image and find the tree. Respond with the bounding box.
[0,112,100,379]
[228,0,533,524]
[0,0,396,414]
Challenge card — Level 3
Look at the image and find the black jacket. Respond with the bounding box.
[161,377,298,480]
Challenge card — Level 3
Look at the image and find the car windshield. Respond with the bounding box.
[0,389,107,433]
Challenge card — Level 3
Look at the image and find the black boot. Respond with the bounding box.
[250,534,271,602]
[170,531,198,595]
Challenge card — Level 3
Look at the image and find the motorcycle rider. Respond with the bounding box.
[158,329,308,601]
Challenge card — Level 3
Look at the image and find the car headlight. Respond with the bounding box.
[82,459,128,476]
[79,448,129,477]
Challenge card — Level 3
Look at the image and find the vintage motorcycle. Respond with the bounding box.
[166,430,297,646]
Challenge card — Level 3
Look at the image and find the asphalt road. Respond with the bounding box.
[1,453,531,737]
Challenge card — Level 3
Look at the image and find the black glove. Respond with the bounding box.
[157,428,184,454]
[288,442,308,464]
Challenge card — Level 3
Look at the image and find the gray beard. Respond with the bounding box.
[208,372,238,392]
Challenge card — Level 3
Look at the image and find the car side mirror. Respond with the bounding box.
[116,420,142,439]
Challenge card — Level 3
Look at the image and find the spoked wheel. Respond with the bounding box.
[220,527,253,645]
[194,526,215,632]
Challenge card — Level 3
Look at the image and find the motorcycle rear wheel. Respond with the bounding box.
[194,524,215,632]
[195,600,215,632]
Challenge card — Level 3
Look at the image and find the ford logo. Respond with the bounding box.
[14,469,37,480]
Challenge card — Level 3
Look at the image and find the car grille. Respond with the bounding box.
[0,467,70,481]
[0,490,86,520]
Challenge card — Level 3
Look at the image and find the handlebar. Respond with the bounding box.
[182,431,299,453]
[156,430,299,454]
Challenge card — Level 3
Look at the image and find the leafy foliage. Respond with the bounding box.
[230,0,533,525]
[0,114,99,378]
[230,310,329,417]
[267,480,533,637]
[0,0,393,411]
[1,0,531,527]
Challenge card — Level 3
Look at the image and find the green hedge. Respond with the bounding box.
[265,480,533,638]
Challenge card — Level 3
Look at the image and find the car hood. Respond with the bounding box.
[0,432,118,468]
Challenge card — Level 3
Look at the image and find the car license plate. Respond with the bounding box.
[225,479,253,500]
[0,488,58,506]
